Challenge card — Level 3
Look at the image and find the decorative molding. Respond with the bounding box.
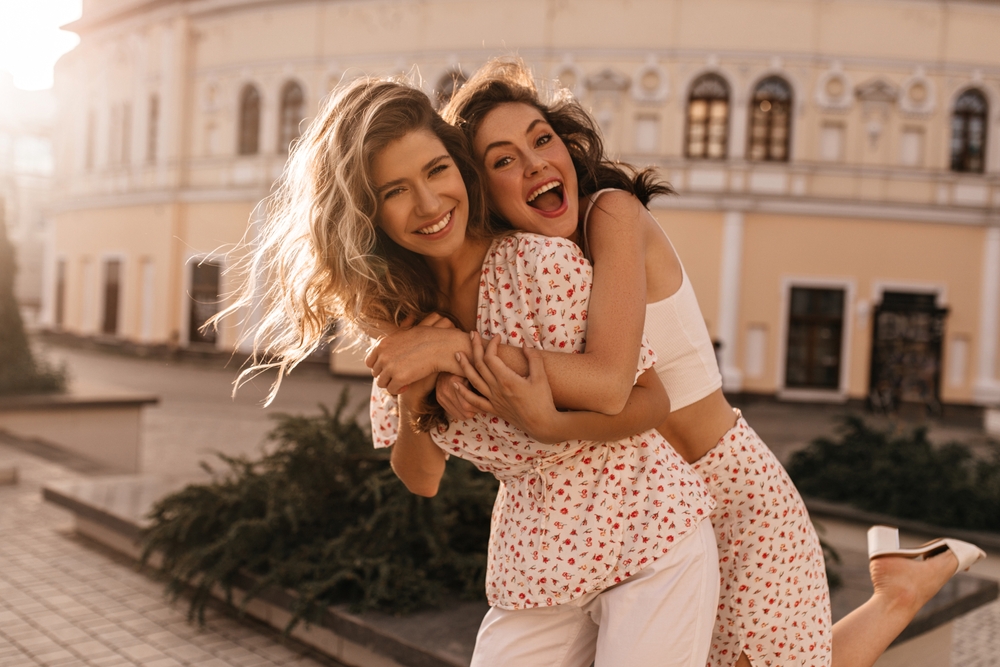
[631,57,669,104]
[585,68,630,93]
[551,56,585,99]
[899,70,936,116]
[815,65,853,111]
[855,78,899,104]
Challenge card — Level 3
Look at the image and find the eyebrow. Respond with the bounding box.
[376,154,451,193]
[482,118,547,156]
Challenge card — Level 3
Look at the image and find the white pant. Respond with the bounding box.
[471,519,719,667]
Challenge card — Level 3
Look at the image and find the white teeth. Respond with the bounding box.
[527,181,562,203]
[417,211,451,235]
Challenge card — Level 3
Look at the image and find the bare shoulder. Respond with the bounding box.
[587,190,644,233]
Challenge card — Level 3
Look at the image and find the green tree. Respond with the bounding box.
[0,199,64,395]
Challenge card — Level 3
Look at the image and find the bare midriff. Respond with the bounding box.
[655,388,737,464]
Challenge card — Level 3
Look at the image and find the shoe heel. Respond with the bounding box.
[868,525,900,558]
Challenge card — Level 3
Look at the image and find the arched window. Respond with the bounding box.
[747,77,793,162]
[237,84,261,155]
[435,70,467,110]
[951,88,988,173]
[278,81,305,153]
[685,73,730,159]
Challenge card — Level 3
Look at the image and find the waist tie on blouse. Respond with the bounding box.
[504,443,609,517]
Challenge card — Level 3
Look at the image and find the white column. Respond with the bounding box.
[717,210,744,392]
[974,225,1000,403]
[728,90,748,161]
[236,206,266,355]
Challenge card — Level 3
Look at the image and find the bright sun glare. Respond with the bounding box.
[0,0,82,91]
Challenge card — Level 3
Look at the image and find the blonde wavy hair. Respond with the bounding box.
[217,76,492,402]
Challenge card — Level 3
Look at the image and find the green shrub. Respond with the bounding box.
[788,415,1000,532]
[0,203,64,396]
[141,391,498,627]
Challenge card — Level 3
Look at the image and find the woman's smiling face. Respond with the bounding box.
[372,128,469,259]
[473,102,579,240]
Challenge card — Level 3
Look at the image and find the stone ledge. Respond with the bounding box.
[0,393,158,411]
[805,495,1000,552]
[44,476,481,667]
[43,476,999,667]
[0,390,157,473]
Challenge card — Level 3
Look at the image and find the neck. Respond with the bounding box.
[425,235,492,330]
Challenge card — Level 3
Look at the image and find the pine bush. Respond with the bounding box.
[141,391,497,627]
[788,415,1000,533]
[0,202,64,396]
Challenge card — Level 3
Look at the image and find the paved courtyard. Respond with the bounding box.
[0,437,339,667]
[0,342,997,665]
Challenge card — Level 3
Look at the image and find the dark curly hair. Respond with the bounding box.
[442,57,675,231]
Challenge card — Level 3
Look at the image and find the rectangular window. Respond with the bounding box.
[634,115,659,154]
[819,122,844,162]
[102,259,122,335]
[55,259,66,328]
[147,94,159,163]
[140,259,155,342]
[189,261,221,345]
[784,287,845,390]
[900,127,924,167]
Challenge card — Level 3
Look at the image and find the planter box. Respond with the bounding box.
[44,475,998,667]
[0,392,158,473]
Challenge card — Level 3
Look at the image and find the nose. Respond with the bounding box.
[524,149,547,176]
[413,181,441,217]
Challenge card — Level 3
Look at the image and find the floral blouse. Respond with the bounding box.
[371,233,713,610]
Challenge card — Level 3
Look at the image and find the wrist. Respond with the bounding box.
[439,328,472,375]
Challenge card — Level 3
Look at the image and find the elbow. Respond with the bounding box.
[404,479,440,497]
[596,375,637,415]
[390,459,442,497]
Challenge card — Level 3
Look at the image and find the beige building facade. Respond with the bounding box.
[48,0,1000,407]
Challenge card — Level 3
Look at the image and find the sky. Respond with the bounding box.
[0,0,83,91]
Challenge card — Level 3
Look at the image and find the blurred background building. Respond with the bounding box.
[1,72,54,327]
[45,0,1000,410]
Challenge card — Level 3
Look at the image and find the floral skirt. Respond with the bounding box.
[691,413,832,667]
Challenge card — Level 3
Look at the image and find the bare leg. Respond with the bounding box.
[830,551,959,667]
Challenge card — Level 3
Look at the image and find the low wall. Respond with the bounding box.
[0,393,158,473]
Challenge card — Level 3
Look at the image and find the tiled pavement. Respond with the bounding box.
[953,591,1000,666]
[0,440,340,667]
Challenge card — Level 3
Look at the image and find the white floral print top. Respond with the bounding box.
[371,233,713,610]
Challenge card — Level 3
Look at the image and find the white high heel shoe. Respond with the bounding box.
[868,525,987,575]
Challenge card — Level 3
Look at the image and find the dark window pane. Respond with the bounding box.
[951,89,988,174]
[189,262,220,345]
[238,85,261,155]
[102,259,121,335]
[785,287,844,390]
[278,81,305,153]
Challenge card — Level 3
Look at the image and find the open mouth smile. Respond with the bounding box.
[526,179,568,217]
[416,210,452,235]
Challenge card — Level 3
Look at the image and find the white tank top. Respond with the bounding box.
[583,189,723,410]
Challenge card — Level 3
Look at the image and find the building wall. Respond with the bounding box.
[49,0,1000,406]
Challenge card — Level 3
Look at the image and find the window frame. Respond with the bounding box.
[950,88,988,174]
[747,76,793,163]
[684,73,731,160]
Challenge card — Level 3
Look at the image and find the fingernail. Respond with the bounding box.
[455,352,461,362]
